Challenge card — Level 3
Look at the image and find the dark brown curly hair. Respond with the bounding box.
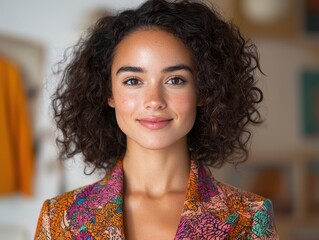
[52,0,263,173]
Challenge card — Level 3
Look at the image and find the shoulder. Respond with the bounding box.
[209,176,278,239]
[34,179,105,239]
[215,177,266,203]
[41,179,104,221]
[34,162,125,239]
[47,161,123,209]
[203,165,266,203]
[180,162,279,239]
[47,179,103,211]
[207,173,273,217]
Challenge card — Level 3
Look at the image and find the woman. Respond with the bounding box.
[35,0,279,239]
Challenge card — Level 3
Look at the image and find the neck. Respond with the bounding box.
[123,139,190,198]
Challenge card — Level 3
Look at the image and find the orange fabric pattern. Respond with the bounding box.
[35,159,279,239]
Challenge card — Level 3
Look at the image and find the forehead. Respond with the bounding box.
[111,28,194,67]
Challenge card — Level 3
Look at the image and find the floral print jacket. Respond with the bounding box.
[34,159,279,239]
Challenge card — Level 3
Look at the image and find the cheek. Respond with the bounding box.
[114,93,138,114]
[173,92,197,116]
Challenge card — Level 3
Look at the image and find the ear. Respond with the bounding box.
[107,96,115,108]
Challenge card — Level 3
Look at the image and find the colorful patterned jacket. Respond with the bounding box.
[34,159,279,239]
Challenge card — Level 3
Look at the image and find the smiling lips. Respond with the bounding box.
[137,117,172,130]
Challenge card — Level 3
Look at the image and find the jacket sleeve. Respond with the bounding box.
[34,200,52,240]
[248,199,279,239]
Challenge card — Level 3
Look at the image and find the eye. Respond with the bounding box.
[166,77,186,85]
[123,78,142,86]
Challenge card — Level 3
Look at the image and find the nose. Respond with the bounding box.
[144,84,167,110]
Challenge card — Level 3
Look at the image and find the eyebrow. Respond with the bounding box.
[116,66,144,75]
[115,64,193,75]
[162,64,193,74]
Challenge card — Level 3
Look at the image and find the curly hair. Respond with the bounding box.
[52,0,263,173]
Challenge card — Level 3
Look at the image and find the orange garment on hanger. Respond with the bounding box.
[0,57,34,196]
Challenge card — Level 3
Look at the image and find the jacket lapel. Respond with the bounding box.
[67,160,125,239]
[175,159,232,239]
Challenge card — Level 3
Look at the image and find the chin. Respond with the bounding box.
[135,137,187,151]
[139,142,172,151]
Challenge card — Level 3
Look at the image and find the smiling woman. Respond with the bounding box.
[34,0,279,239]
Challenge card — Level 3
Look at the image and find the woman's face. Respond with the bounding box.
[109,29,198,151]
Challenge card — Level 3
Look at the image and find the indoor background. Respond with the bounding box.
[0,0,318,239]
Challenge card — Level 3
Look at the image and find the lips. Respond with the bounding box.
[137,117,172,130]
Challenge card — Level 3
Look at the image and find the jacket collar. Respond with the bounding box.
[66,158,227,239]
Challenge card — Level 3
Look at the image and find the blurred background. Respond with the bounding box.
[0,0,318,239]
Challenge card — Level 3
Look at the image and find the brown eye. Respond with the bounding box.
[166,77,186,85]
[123,78,142,86]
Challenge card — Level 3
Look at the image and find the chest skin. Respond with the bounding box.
[123,191,186,240]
